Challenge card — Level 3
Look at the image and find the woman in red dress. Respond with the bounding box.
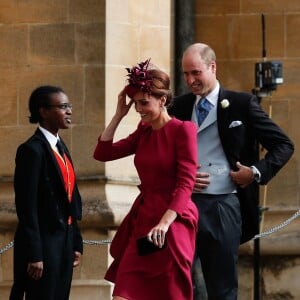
[93,59,198,300]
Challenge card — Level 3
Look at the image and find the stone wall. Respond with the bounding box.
[0,0,109,298]
[0,1,171,299]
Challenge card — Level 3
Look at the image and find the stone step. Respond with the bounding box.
[70,279,112,300]
[0,279,113,300]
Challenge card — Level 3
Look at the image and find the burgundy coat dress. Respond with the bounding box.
[94,118,198,300]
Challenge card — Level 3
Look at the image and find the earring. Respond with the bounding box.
[161,105,166,112]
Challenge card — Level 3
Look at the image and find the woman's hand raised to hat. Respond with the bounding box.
[115,88,134,119]
[99,88,134,141]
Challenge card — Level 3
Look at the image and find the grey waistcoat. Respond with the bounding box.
[192,104,236,194]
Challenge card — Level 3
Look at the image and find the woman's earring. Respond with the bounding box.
[161,105,166,112]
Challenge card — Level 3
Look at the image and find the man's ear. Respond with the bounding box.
[210,61,217,74]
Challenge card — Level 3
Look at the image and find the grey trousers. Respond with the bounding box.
[192,193,241,300]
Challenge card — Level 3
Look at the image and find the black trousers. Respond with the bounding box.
[10,225,74,300]
[192,193,241,300]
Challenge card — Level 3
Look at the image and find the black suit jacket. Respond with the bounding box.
[13,128,83,262]
[168,87,294,243]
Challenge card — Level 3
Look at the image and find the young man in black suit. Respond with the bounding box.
[168,43,294,300]
[10,86,83,300]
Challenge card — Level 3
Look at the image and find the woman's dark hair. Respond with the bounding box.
[28,85,65,124]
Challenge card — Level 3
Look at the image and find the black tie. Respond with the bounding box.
[56,139,65,159]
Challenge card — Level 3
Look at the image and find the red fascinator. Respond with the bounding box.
[125,59,152,98]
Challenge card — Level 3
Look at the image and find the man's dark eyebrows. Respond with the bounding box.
[191,69,202,74]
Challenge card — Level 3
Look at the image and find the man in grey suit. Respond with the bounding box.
[168,43,294,300]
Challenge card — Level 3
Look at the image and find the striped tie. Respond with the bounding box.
[196,98,213,126]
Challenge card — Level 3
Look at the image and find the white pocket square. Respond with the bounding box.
[229,120,242,128]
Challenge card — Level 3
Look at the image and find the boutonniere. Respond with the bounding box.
[220,99,230,109]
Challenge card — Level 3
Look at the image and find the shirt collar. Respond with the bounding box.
[39,126,59,148]
[195,81,220,107]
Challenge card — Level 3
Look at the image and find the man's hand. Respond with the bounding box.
[230,161,254,188]
[27,261,43,280]
[73,251,81,267]
[194,166,210,192]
